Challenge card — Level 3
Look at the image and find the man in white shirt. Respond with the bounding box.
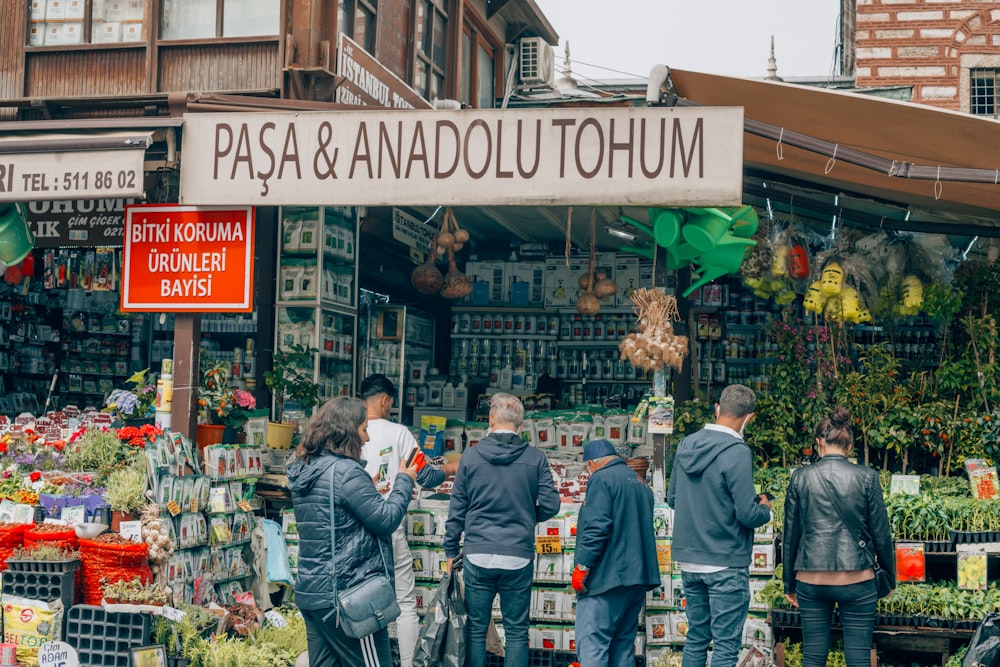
[360,374,458,667]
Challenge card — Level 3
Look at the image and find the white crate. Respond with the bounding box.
[30,0,46,20]
[45,0,65,20]
[28,22,46,46]
[64,0,84,19]
[124,0,143,20]
[62,21,83,44]
[121,19,143,41]
[43,22,65,46]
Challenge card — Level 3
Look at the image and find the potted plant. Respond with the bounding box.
[263,344,320,448]
[104,460,148,531]
[103,368,158,426]
[197,353,238,448]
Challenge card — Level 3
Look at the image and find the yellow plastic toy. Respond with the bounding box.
[820,262,845,296]
[839,286,861,323]
[901,275,924,310]
[803,281,827,314]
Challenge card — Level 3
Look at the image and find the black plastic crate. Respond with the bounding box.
[65,604,150,667]
[2,570,74,609]
[5,558,80,575]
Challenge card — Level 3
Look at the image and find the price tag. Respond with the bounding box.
[264,609,288,628]
[166,501,182,517]
[190,498,199,514]
[237,500,253,512]
[162,606,186,622]
[535,535,563,554]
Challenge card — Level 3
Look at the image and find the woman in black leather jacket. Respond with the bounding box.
[288,396,419,667]
[782,406,895,667]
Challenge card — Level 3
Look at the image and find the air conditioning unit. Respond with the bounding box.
[518,37,555,88]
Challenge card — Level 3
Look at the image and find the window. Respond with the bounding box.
[413,0,447,101]
[459,11,500,109]
[339,0,378,54]
[970,68,1000,117]
[28,0,147,46]
[160,0,279,40]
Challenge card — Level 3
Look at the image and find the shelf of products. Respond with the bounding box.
[363,304,434,424]
[447,307,652,409]
[275,205,362,408]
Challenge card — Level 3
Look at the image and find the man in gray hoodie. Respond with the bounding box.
[444,393,561,667]
[667,384,772,667]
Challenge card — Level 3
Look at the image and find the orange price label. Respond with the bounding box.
[190,498,199,514]
[166,501,182,517]
[535,535,562,554]
[237,500,253,512]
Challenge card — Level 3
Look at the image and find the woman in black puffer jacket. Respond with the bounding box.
[289,396,418,667]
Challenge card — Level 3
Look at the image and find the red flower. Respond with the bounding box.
[0,442,7,454]
[52,441,66,452]
[29,471,41,483]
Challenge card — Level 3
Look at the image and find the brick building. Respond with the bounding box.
[852,0,1000,115]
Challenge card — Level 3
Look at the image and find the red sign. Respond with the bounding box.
[120,204,255,312]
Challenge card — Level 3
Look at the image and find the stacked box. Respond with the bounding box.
[750,543,775,575]
[615,255,641,307]
[544,257,575,308]
[508,261,545,306]
[465,260,506,304]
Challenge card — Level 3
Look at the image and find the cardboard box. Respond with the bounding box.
[28,22,46,46]
[124,0,144,20]
[507,261,545,306]
[64,0,84,19]
[103,0,126,21]
[532,589,563,622]
[30,0,46,20]
[478,260,507,303]
[615,254,642,307]
[742,617,773,649]
[534,552,564,582]
[544,256,575,308]
[62,21,83,44]
[91,20,122,43]
[45,0,65,20]
[645,613,670,645]
[646,575,673,609]
[43,22,64,46]
[121,19,143,42]
[750,543,775,574]
[530,626,563,650]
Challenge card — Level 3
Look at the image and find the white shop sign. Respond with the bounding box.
[392,207,436,253]
[179,107,743,207]
[0,149,145,202]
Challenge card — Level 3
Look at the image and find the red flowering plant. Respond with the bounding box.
[115,423,162,449]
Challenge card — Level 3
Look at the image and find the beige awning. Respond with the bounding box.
[669,68,1000,230]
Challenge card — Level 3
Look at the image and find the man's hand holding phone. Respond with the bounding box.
[401,448,420,480]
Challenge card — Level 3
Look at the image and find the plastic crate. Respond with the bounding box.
[2,570,74,609]
[5,558,80,575]
[65,604,150,667]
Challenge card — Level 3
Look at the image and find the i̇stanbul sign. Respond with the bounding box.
[179,107,743,207]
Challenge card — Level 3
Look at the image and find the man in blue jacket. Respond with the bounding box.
[668,384,772,667]
[571,439,660,667]
[444,393,561,667]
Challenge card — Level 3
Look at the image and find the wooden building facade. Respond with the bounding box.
[0,0,557,120]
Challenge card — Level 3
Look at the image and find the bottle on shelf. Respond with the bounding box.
[454,376,469,408]
[442,380,456,408]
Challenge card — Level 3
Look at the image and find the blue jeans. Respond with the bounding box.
[463,559,533,667]
[796,579,877,667]
[576,585,646,667]
[680,568,750,667]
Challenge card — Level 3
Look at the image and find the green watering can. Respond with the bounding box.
[0,203,35,267]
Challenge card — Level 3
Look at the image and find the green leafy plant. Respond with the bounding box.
[264,344,320,423]
[8,545,78,561]
[104,460,148,514]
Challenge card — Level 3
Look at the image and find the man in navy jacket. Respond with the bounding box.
[444,393,560,667]
[572,439,660,667]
